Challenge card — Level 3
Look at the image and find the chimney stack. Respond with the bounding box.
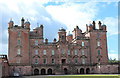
[92,21,95,30]
[21,17,25,28]
[86,24,88,32]
[53,38,56,43]
[45,38,48,44]
[98,21,102,29]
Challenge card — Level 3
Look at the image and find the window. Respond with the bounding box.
[82,59,85,64]
[98,50,101,55]
[82,50,85,55]
[17,49,20,55]
[68,50,70,55]
[18,40,20,45]
[44,50,46,55]
[52,59,54,64]
[75,50,77,55]
[75,59,77,64]
[52,50,54,55]
[98,58,100,62]
[35,50,38,55]
[62,36,64,39]
[97,33,100,38]
[18,31,21,36]
[62,48,65,54]
[97,41,100,46]
[18,68,22,72]
[17,59,20,63]
[35,59,38,64]
[35,40,38,46]
[43,59,47,64]
[68,59,71,64]
[82,41,84,46]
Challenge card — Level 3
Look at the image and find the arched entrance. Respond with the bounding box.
[64,68,67,74]
[48,68,52,75]
[34,69,39,75]
[80,68,84,74]
[41,69,46,75]
[86,68,90,74]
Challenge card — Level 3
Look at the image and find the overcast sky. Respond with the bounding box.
[0,0,119,60]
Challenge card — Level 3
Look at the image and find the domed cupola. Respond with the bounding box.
[25,20,30,29]
[59,27,66,32]
[35,26,40,29]
[8,19,14,28]
[89,23,93,26]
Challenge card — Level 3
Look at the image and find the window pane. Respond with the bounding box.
[98,50,101,55]
[63,48,65,54]
[17,49,20,55]
[44,59,46,64]
[98,58,100,62]
[18,40,20,45]
[52,59,54,64]
[97,33,99,38]
[82,59,85,64]
[82,41,84,46]
[17,59,20,63]
[44,50,46,55]
[68,50,70,55]
[75,59,77,64]
[75,50,77,55]
[82,50,85,55]
[52,50,54,55]
[97,41,100,46]
[68,59,71,64]
[35,59,38,64]
[18,31,21,36]
[35,50,38,55]
[35,40,38,45]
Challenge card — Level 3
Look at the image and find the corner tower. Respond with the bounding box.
[8,18,30,64]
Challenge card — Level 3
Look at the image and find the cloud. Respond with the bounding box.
[46,2,99,33]
[103,17,118,36]
[108,53,118,60]
[110,50,116,53]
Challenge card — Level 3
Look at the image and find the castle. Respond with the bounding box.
[0,18,119,77]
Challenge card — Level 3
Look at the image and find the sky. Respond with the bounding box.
[0,0,119,60]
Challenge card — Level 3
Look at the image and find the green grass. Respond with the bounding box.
[47,75,120,78]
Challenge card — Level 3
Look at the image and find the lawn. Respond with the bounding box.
[47,75,120,78]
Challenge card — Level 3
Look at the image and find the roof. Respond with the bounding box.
[59,27,66,32]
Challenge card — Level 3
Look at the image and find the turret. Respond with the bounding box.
[8,19,14,28]
[58,27,66,42]
[88,23,93,31]
[21,17,25,28]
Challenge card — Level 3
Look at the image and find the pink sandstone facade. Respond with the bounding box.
[0,17,119,77]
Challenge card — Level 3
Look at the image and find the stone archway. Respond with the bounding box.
[48,68,52,75]
[86,68,90,74]
[80,68,84,74]
[41,68,46,75]
[34,69,39,75]
[64,68,67,74]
